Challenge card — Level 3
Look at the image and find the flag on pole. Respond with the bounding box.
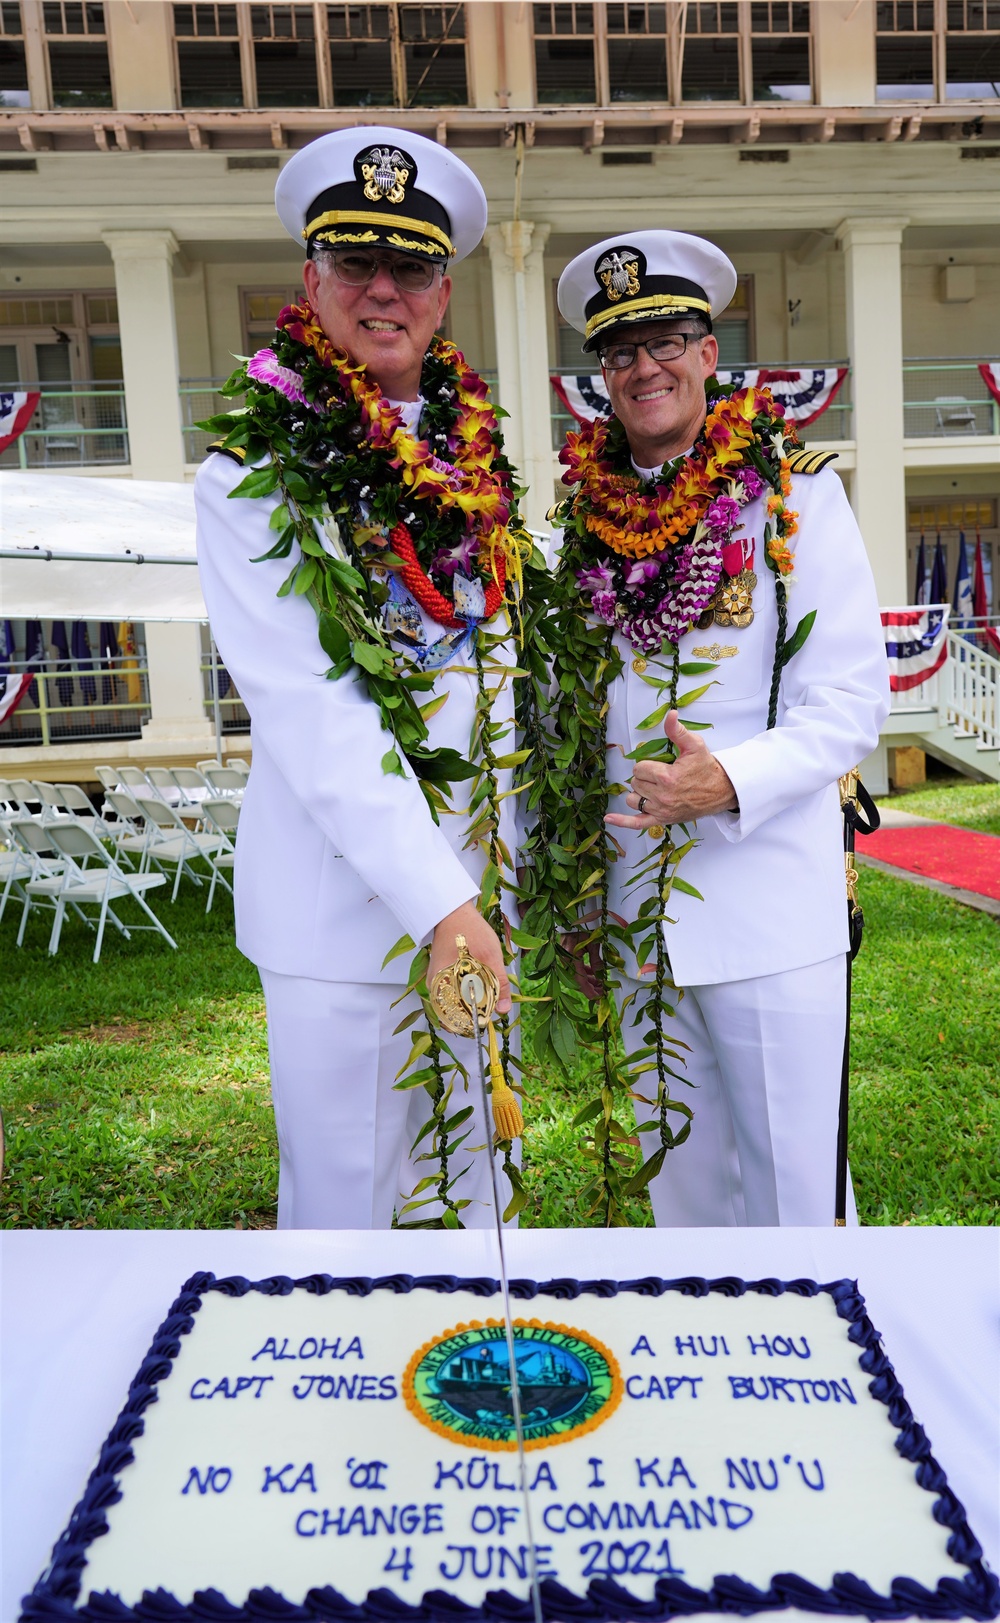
[23,620,45,707]
[930,533,948,605]
[974,533,1000,657]
[0,669,34,725]
[117,621,142,704]
[71,620,97,704]
[952,531,974,632]
[914,534,928,604]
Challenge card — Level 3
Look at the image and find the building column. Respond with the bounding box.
[836,217,909,603]
[102,229,186,482]
[485,221,553,535]
[142,623,214,746]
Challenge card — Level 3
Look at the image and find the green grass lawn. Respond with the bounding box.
[879,776,1000,837]
[1,861,997,1227]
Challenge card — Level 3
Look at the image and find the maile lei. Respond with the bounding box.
[200,300,539,1227]
[518,381,816,1224]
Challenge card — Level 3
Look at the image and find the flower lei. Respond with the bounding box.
[199,306,540,1229]
[516,381,817,1224]
[558,386,800,654]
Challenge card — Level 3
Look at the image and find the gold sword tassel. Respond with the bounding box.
[429,935,524,1141]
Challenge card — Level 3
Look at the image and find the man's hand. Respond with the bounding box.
[605,710,738,831]
[428,900,511,1014]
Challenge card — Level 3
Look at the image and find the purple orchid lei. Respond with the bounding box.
[575,467,765,654]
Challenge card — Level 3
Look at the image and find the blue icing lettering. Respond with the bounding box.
[728,1375,855,1404]
[626,1375,702,1400]
[470,1505,520,1535]
[262,1462,317,1494]
[181,1465,232,1495]
[630,1336,655,1357]
[296,1504,444,1537]
[291,1373,397,1400]
[253,1334,365,1362]
[746,1334,811,1358]
[190,1375,274,1400]
[438,1545,556,1581]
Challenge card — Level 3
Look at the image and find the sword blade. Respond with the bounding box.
[461,974,543,1623]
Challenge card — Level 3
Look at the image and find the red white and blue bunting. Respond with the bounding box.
[979,363,1000,407]
[0,390,40,453]
[881,605,949,692]
[552,367,848,428]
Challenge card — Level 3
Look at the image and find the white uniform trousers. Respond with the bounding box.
[625,954,857,1227]
[259,971,517,1231]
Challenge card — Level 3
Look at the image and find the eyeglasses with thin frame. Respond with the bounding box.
[597,331,704,371]
[324,248,443,293]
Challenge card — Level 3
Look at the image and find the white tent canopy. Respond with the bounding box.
[0,473,205,621]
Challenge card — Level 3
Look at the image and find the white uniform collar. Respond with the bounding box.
[632,446,694,481]
[389,396,424,436]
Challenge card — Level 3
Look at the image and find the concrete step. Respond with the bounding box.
[916,724,1000,783]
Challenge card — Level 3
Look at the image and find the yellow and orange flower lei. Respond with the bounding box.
[559,385,799,575]
[279,301,531,603]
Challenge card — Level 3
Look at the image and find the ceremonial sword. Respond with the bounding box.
[431,939,544,1623]
[836,770,881,1227]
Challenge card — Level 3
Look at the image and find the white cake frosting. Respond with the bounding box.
[49,1273,988,1617]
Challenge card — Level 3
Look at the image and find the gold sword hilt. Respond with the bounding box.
[429,935,523,1141]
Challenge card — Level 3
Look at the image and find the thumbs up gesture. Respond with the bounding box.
[605,710,739,831]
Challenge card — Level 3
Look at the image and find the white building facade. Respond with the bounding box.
[1,0,999,784]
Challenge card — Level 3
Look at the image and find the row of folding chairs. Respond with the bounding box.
[101,790,238,911]
[94,760,249,809]
[0,813,177,964]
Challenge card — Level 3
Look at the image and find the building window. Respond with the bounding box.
[324,3,466,107]
[945,0,1000,99]
[400,3,466,105]
[174,3,244,108]
[0,290,124,469]
[252,3,318,106]
[605,3,669,102]
[682,2,741,102]
[714,275,754,364]
[533,3,597,105]
[242,287,304,352]
[0,3,29,109]
[750,1,811,102]
[43,1,112,107]
[326,4,395,105]
[876,0,936,99]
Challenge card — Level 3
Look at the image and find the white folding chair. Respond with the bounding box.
[170,765,213,804]
[198,796,239,911]
[117,765,156,795]
[54,783,111,839]
[94,766,121,792]
[0,815,34,926]
[7,779,42,817]
[0,780,21,817]
[32,781,71,822]
[6,818,83,946]
[29,820,177,963]
[131,792,233,907]
[200,765,246,799]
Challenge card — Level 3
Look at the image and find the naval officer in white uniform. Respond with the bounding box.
[557,232,890,1227]
[195,129,520,1230]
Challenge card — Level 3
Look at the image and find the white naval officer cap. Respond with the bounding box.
[558,229,737,353]
[274,125,488,264]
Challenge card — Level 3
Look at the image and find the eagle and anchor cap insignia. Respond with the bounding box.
[274,124,488,263]
[596,246,641,303]
[558,228,738,352]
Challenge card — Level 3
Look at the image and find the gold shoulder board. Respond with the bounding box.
[208,441,247,465]
[785,447,839,475]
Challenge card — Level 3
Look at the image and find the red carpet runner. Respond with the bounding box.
[865,823,1000,903]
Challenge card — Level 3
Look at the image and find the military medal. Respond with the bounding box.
[707,534,756,629]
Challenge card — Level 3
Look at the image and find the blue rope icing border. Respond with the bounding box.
[21,1273,1000,1623]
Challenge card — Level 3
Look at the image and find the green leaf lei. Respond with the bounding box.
[199,319,546,1227]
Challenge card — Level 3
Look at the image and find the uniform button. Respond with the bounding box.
[647,824,665,840]
[631,656,647,674]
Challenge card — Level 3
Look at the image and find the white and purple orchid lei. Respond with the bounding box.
[576,467,765,654]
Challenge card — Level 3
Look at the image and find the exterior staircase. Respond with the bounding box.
[883,624,1000,784]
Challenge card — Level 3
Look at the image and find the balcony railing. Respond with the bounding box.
[0,657,150,747]
[1,382,129,469]
[550,365,854,450]
[201,646,250,735]
[903,360,1000,438]
[182,381,234,464]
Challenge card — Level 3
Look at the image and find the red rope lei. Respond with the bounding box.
[391,522,505,631]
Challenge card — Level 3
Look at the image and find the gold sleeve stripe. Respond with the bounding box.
[585,292,712,340]
[208,441,247,465]
[785,448,839,475]
[303,208,454,257]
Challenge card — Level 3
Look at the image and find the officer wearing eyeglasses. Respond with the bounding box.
[555,231,889,1228]
[194,128,518,1230]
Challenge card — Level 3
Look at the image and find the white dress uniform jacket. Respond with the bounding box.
[604,464,890,987]
[195,450,520,985]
